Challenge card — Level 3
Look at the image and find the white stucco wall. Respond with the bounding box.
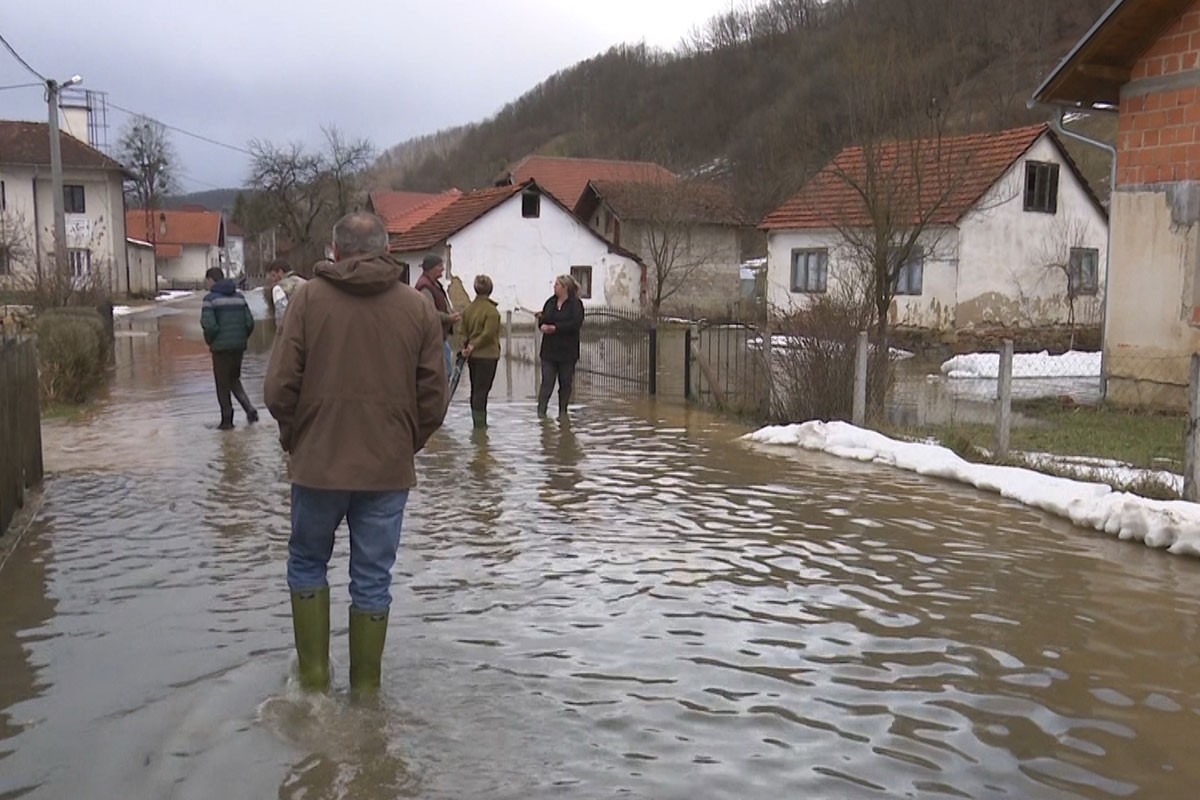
[765,227,958,327]
[158,245,221,285]
[124,241,156,295]
[0,164,128,293]
[956,136,1108,329]
[765,134,1108,332]
[397,194,643,316]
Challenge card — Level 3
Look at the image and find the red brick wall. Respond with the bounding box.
[1118,1,1200,186]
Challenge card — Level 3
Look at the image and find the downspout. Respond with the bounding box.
[1049,106,1117,399]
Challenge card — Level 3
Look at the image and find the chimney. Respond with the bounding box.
[159,212,167,237]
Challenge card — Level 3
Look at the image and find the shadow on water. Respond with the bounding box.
[2,299,1200,798]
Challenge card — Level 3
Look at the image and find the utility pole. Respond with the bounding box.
[46,74,81,277]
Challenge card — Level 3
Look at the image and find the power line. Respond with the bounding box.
[0,81,42,92]
[0,31,46,82]
[107,99,253,156]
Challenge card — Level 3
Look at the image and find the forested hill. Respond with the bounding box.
[374,0,1114,221]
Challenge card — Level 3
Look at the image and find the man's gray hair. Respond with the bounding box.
[332,211,389,257]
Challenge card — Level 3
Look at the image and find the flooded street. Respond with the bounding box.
[3,299,1200,799]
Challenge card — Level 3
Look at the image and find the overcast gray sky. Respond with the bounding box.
[1,1,734,193]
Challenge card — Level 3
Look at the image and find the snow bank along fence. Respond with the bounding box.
[0,336,43,536]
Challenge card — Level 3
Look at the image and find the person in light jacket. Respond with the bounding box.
[458,274,502,428]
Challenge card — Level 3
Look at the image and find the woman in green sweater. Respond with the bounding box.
[458,274,502,428]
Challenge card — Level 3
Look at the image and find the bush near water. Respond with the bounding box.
[36,308,110,405]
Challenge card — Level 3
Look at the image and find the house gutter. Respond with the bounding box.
[1045,105,1118,399]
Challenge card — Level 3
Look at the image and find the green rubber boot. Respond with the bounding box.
[349,607,389,693]
[290,587,330,691]
[471,408,487,429]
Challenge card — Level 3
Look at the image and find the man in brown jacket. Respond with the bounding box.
[264,211,447,694]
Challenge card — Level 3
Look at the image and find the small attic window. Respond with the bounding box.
[522,190,540,218]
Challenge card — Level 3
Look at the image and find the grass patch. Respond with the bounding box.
[886,401,1186,500]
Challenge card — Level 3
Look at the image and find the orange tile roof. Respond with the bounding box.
[582,179,747,226]
[760,124,1051,231]
[388,184,525,252]
[369,189,446,230]
[126,208,224,256]
[505,155,676,208]
[379,189,463,234]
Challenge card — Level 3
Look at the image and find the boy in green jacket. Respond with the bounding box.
[201,267,257,430]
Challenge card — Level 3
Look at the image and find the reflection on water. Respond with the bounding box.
[2,300,1200,798]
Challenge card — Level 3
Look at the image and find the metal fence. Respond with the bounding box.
[684,321,771,417]
[1,336,43,536]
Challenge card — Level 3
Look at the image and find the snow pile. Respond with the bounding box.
[941,350,1101,379]
[112,305,134,317]
[155,290,194,302]
[748,334,913,360]
[744,420,1200,557]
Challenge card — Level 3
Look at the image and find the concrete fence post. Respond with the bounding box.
[852,331,868,427]
[505,310,512,358]
[997,339,1014,458]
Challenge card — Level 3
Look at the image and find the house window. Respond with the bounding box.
[64,184,86,214]
[1,180,6,210]
[893,247,924,296]
[522,190,540,218]
[1024,161,1059,214]
[1069,247,1099,296]
[571,265,593,299]
[68,248,91,277]
[0,245,11,276]
[790,248,827,293]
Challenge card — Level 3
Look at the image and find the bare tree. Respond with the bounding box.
[116,116,178,211]
[245,126,374,264]
[0,209,32,278]
[1038,216,1100,348]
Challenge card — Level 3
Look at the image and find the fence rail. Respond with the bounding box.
[1,336,43,535]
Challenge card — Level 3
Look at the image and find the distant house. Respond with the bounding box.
[1032,0,1200,409]
[385,180,644,313]
[0,119,132,295]
[499,155,676,209]
[575,178,747,315]
[760,124,1108,333]
[125,208,226,287]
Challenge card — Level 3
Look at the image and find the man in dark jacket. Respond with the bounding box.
[264,211,447,694]
[201,266,257,430]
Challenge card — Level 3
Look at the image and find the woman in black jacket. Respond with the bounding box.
[535,274,585,418]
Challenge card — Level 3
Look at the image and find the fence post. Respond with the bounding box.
[1185,353,1200,501]
[684,325,695,401]
[997,339,1014,458]
[505,310,513,359]
[648,324,657,396]
[852,331,868,426]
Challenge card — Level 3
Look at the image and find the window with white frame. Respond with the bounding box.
[1068,247,1099,296]
[570,265,593,299]
[790,248,828,293]
[68,248,92,277]
[892,247,924,296]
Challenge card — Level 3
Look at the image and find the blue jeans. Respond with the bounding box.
[443,340,453,381]
[288,484,409,613]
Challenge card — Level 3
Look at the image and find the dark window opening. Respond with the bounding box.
[522,191,540,218]
[891,247,924,296]
[1069,247,1099,296]
[64,184,86,214]
[1024,161,1059,214]
[570,265,593,299]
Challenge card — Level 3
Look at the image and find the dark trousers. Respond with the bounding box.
[538,358,576,415]
[212,350,255,423]
[468,357,498,412]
